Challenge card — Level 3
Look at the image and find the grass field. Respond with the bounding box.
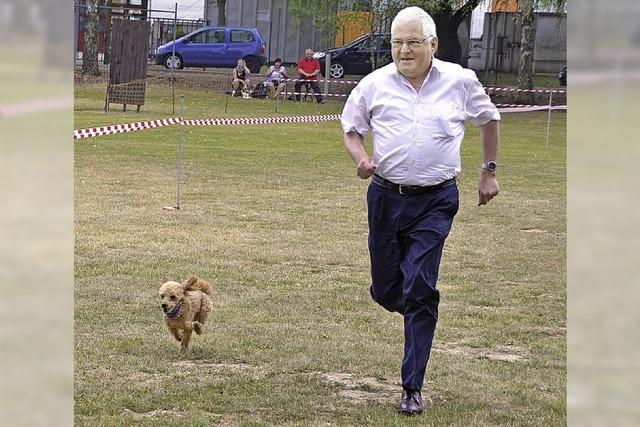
[74,80,566,426]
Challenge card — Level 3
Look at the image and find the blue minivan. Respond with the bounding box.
[155,26,267,73]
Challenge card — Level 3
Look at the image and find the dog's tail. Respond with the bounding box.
[184,275,213,297]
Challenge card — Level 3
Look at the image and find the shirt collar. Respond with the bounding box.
[394,58,441,90]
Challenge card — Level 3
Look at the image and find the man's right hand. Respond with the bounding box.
[356,157,376,179]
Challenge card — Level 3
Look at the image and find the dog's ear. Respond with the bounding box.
[184,275,198,287]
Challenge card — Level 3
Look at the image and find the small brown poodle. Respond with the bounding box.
[159,275,213,353]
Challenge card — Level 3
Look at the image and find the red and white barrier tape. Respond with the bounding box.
[486,86,566,94]
[183,114,341,127]
[74,114,342,139]
[73,117,182,139]
[498,104,566,113]
[286,88,566,98]
[286,78,361,85]
[286,91,348,98]
[284,77,566,95]
[495,103,543,108]
[0,97,73,119]
[74,107,565,139]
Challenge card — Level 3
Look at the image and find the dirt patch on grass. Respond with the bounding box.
[520,228,549,233]
[520,228,565,235]
[172,360,266,379]
[433,342,529,362]
[174,360,253,370]
[123,408,186,419]
[313,372,399,404]
[529,325,567,336]
[128,371,164,386]
[337,389,393,403]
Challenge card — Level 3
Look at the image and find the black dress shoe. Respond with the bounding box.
[397,390,423,415]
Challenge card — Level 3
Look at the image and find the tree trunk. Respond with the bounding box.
[518,1,535,90]
[217,0,227,26]
[82,0,100,76]
[433,13,463,65]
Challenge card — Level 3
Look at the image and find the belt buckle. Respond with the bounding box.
[398,184,408,195]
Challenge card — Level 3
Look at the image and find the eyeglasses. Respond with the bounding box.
[390,37,430,48]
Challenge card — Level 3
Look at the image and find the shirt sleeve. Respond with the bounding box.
[341,82,370,138]
[463,69,501,126]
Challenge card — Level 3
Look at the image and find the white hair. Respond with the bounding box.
[391,6,437,39]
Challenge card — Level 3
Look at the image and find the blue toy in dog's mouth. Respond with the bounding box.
[165,301,182,319]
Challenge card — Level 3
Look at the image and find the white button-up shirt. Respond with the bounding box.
[341,58,500,186]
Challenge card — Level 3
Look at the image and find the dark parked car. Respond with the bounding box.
[317,33,392,79]
[558,65,567,86]
[155,26,266,73]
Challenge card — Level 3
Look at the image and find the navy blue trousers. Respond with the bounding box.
[367,180,459,392]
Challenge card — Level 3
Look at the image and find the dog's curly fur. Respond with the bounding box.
[159,275,213,353]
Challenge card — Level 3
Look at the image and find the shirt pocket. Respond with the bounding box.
[429,103,464,139]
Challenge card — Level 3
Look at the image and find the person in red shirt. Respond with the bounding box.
[294,48,324,103]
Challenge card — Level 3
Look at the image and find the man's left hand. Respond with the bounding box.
[478,169,499,206]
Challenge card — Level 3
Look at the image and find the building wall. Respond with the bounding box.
[205,0,331,65]
[335,11,372,47]
[468,12,566,73]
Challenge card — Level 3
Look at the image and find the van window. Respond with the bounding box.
[230,30,254,43]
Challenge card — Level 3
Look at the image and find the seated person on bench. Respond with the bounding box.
[265,58,288,99]
[294,49,324,103]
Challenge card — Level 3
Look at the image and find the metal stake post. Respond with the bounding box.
[224,77,230,114]
[176,95,185,208]
[171,3,177,115]
[163,94,185,211]
[545,90,553,149]
[324,53,331,98]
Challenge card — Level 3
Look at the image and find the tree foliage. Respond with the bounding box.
[379,0,485,64]
[288,0,485,64]
[287,0,342,43]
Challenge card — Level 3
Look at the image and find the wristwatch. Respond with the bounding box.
[481,161,497,172]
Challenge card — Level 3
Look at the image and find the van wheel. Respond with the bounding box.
[164,54,183,69]
[329,62,345,79]
[244,56,262,74]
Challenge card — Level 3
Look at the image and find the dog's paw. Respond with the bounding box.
[193,321,204,335]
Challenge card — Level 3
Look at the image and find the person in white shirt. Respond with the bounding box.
[341,6,500,416]
[265,57,288,99]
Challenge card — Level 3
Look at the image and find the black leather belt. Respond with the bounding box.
[372,174,456,196]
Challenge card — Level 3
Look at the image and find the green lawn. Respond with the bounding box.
[75,80,566,426]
